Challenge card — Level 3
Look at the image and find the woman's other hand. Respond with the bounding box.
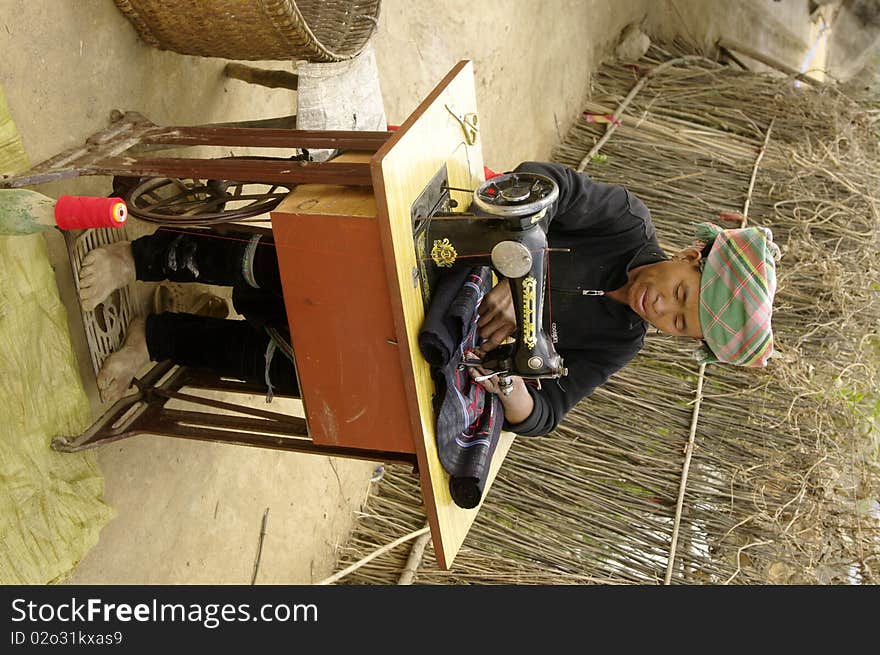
[477,278,516,351]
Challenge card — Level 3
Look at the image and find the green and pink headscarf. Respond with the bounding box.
[694,222,781,367]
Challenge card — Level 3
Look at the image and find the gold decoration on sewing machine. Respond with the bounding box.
[522,276,537,350]
[431,238,458,267]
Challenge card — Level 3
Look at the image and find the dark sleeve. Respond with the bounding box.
[512,161,652,237]
[501,162,653,435]
[504,342,641,437]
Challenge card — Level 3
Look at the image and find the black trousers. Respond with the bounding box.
[133,228,299,395]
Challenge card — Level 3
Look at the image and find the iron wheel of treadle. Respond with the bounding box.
[125,177,293,225]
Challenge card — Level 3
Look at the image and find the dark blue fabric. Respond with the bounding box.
[418,266,502,509]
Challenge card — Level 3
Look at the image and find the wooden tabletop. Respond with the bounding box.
[369,61,515,569]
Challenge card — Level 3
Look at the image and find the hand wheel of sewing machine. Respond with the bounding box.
[121,177,293,226]
[472,172,559,218]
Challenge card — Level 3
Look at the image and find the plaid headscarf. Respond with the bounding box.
[695,222,781,367]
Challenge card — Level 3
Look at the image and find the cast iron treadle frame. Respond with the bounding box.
[0,110,390,190]
[10,111,415,466]
[52,360,417,465]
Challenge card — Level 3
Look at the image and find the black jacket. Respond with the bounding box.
[505,162,667,436]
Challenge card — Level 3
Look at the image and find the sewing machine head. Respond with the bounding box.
[424,171,567,380]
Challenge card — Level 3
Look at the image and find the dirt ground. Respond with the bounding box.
[0,0,833,584]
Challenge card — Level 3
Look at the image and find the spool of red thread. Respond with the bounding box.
[54,196,128,230]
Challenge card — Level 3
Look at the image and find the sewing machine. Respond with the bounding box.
[420,171,568,381]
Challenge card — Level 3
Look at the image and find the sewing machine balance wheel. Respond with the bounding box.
[472,172,558,218]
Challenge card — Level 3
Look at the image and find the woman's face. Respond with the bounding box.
[626,250,704,339]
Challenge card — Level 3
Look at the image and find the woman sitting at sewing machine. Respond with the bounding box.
[468,161,780,436]
[80,161,779,439]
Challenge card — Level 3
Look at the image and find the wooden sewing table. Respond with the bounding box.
[271,61,516,569]
[1,61,513,570]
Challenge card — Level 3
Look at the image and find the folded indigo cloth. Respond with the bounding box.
[418,266,503,509]
[448,476,483,510]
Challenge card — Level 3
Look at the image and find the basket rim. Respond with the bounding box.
[291,0,381,61]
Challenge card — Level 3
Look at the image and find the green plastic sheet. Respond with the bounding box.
[0,84,114,584]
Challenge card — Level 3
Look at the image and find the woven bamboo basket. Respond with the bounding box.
[113,0,381,62]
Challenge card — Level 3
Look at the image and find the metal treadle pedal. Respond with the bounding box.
[67,226,139,378]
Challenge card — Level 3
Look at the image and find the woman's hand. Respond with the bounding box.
[467,364,515,396]
[465,353,534,424]
[477,278,516,352]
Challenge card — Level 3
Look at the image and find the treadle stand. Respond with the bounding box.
[0,110,390,189]
[52,360,417,465]
[2,109,403,461]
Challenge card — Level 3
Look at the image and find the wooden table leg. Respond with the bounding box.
[224,63,299,90]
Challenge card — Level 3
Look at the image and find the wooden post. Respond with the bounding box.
[224,63,299,90]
